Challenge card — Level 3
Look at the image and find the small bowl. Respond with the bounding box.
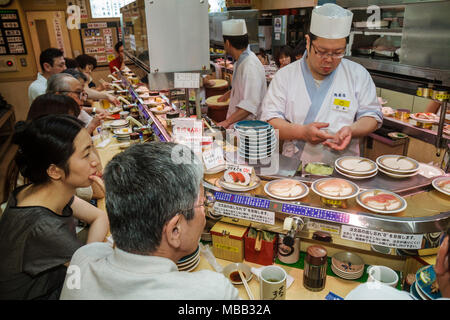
[222,263,253,285]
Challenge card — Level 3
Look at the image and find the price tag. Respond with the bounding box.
[174,73,200,89]
[202,146,225,170]
[225,163,253,175]
[172,118,203,154]
[341,225,423,249]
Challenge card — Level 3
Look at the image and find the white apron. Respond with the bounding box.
[260,56,382,165]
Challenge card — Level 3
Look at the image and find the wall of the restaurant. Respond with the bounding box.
[0,0,120,121]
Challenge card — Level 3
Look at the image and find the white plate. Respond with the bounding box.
[378,167,418,178]
[331,265,363,280]
[417,163,445,179]
[431,176,450,196]
[376,155,419,173]
[237,129,275,138]
[415,282,430,300]
[311,178,360,200]
[335,166,378,180]
[218,175,261,192]
[150,105,172,114]
[178,257,200,272]
[335,156,378,175]
[114,128,132,135]
[410,113,439,124]
[264,179,309,200]
[110,119,129,128]
[177,252,200,267]
[356,189,407,214]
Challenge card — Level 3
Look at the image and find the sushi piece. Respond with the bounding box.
[268,179,304,198]
[223,170,251,186]
[438,179,450,192]
[317,178,353,197]
[362,192,401,211]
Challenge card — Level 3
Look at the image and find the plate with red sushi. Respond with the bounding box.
[356,189,407,214]
[218,169,261,191]
[432,176,450,196]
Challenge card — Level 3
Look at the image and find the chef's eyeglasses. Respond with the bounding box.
[311,42,345,59]
[60,90,88,101]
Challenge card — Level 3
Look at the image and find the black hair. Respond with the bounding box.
[223,34,249,50]
[65,57,79,69]
[63,68,88,82]
[39,48,64,70]
[293,39,307,58]
[307,31,349,53]
[13,115,85,185]
[27,93,81,121]
[114,41,123,53]
[275,45,294,68]
[75,54,97,70]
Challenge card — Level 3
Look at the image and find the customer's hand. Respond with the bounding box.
[106,93,121,106]
[89,174,106,199]
[435,235,450,298]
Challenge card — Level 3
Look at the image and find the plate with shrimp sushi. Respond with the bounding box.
[356,189,407,214]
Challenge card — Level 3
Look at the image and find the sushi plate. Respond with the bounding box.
[415,265,442,300]
[218,175,261,192]
[432,176,450,196]
[264,179,309,201]
[356,189,407,214]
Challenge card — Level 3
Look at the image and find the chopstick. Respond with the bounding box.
[238,268,254,300]
[118,96,131,105]
[203,118,216,133]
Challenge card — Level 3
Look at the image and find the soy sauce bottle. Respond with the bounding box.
[303,245,328,292]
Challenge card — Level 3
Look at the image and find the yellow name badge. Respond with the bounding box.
[332,98,350,112]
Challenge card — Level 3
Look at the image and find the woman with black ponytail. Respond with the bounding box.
[0,114,109,300]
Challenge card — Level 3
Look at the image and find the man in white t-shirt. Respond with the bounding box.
[28,48,66,105]
[60,143,240,300]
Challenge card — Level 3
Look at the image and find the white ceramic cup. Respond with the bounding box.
[367,265,399,288]
[260,265,287,300]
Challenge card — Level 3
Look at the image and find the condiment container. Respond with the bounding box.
[303,245,328,292]
[210,221,248,262]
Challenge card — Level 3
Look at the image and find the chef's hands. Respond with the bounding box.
[216,119,230,129]
[435,235,450,298]
[302,122,336,145]
[323,125,352,151]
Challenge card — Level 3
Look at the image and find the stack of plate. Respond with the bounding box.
[235,120,277,161]
[176,245,200,272]
[376,155,419,178]
[411,265,442,300]
[331,251,365,280]
[110,119,129,131]
[114,127,131,142]
[335,156,378,179]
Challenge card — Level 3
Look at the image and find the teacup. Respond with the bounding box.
[260,265,287,300]
[367,265,399,288]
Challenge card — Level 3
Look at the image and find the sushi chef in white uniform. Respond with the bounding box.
[216,19,267,128]
[260,3,383,165]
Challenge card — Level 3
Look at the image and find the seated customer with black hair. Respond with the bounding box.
[76,54,112,91]
[60,142,239,300]
[25,93,104,201]
[0,115,109,300]
[275,45,295,69]
[109,41,125,73]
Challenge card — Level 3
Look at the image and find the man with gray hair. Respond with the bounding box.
[46,73,102,135]
[60,142,239,300]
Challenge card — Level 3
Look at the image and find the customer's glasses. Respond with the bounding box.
[178,193,215,216]
[311,42,346,59]
[60,90,88,101]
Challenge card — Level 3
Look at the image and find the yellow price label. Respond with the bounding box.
[214,243,239,253]
[333,98,350,108]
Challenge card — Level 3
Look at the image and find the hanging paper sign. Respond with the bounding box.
[203,145,225,170]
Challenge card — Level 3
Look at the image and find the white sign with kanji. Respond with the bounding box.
[213,202,275,225]
[341,225,423,249]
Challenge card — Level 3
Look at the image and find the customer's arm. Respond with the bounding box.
[71,196,109,243]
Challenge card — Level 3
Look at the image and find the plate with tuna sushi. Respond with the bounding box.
[218,169,261,191]
[356,189,407,214]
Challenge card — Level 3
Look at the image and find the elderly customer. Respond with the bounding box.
[46,73,103,135]
[60,142,239,300]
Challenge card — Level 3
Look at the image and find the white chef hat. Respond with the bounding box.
[222,19,247,36]
[310,3,353,39]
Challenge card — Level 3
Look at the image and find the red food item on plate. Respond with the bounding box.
[363,193,397,204]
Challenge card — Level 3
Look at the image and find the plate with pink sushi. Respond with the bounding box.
[218,169,261,192]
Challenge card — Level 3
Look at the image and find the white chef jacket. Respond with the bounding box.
[260,56,383,165]
[227,46,267,120]
[28,73,47,105]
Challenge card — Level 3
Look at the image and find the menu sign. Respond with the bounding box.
[0,10,27,55]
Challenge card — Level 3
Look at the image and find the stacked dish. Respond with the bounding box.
[411,265,442,300]
[176,245,201,272]
[356,189,407,214]
[335,156,378,179]
[114,127,132,142]
[235,120,277,161]
[331,252,365,280]
[376,155,419,178]
[110,119,129,131]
